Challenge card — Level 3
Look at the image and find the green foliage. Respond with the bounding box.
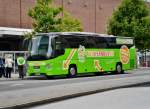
[134,16,150,49]
[28,0,62,32]
[28,0,82,34]
[107,0,150,49]
[59,13,83,32]
[23,31,36,38]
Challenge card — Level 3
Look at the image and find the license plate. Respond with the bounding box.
[33,66,40,69]
[35,72,41,76]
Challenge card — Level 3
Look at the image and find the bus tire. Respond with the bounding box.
[68,65,77,78]
[46,75,54,79]
[95,72,104,76]
[116,63,123,74]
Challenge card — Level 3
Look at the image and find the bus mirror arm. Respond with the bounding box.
[60,49,65,55]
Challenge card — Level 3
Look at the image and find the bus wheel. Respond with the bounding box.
[68,65,77,78]
[95,72,104,76]
[46,75,54,79]
[116,63,123,74]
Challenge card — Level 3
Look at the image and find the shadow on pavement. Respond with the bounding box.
[26,72,129,80]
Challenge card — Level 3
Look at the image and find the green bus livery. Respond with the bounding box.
[27,32,136,78]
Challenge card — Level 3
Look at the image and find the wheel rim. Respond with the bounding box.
[117,65,121,73]
[70,67,76,76]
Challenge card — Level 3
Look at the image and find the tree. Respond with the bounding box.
[134,16,150,49]
[28,0,82,33]
[107,0,150,49]
[58,12,83,32]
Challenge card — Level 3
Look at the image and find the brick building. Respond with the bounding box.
[0,0,122,33]
[0,0,149,51]
[0,0,121,51]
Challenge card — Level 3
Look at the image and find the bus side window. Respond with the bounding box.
[64,36,85,48]
[95,37,108,48]
[76,36,86,48]
[61,37,70,48]
[54,37,65,56]
[85,37,96,48]
[106,37,116,48]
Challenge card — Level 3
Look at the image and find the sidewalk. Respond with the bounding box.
[0,67,150,81]
[136,66,150,70]
[138,66,150,69]
[1,69,150,109]
[0,73,26,81]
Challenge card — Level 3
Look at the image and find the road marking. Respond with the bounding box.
[10,84,24,87]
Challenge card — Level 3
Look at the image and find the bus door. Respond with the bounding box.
[51,36,65,73]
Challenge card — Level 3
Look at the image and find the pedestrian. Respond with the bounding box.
[17,55,25,79]
[5,55,13,78]
[0,58,5,78]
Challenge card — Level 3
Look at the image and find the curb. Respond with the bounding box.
[0,77,27,81]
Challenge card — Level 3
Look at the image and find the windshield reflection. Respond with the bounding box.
[28,35,52,61]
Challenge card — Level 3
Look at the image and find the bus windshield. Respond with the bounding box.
[28,35,52,60]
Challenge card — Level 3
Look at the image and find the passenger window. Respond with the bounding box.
[85,37,96,48]
[63,35,85,48]
[95,37,108,48]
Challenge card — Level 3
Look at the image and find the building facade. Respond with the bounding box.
[0,0,149,51]
[0,0,121,33]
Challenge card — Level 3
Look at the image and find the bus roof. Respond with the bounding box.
[37,32,115,37]
[37,32,99,36]
[36,32,133,39]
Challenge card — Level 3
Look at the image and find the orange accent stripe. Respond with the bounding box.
[64,49,77,69]
[94,60,103,72]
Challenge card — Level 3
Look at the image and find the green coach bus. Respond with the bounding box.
[27,32,136,78]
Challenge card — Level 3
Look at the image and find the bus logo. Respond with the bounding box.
[120,45,130,64]
[78,45,86,62]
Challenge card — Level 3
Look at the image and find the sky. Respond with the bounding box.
[146,0,150,3]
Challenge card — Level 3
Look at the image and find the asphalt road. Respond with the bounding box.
[30,83,150,109]
[0,68,150,108]
[0,68,150,92]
